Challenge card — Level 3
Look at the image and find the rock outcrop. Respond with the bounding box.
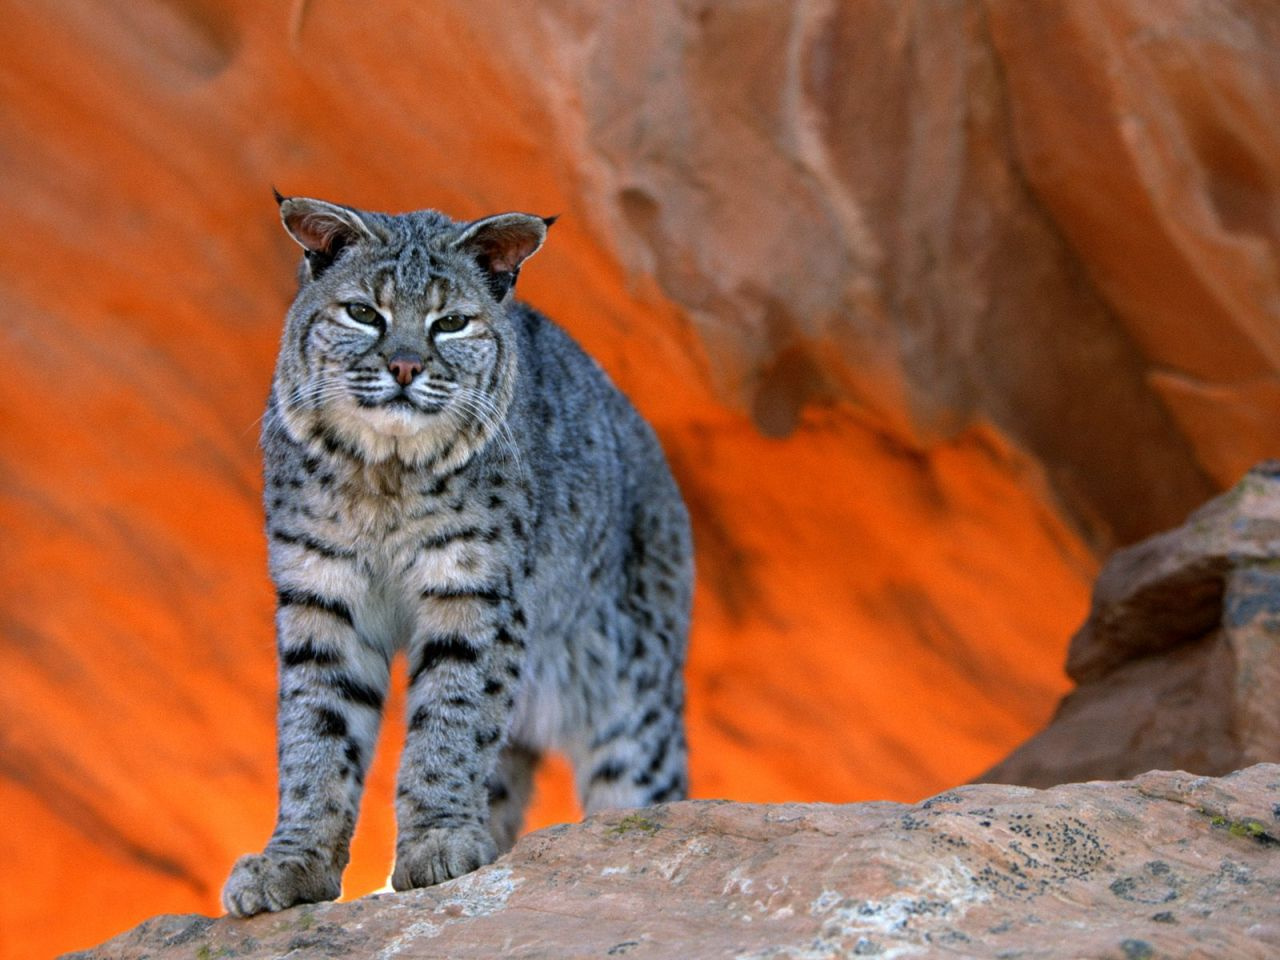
[985,462,1280,788]
[70,764,1280,960]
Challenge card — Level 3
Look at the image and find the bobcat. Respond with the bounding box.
[222,195,692,916]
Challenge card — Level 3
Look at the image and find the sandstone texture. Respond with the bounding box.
[3,1,1279,957]
[986,462,1280,788]
[71,765,1280,960]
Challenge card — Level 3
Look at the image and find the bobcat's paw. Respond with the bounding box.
[222,851,341,917]
[391,825,497,890]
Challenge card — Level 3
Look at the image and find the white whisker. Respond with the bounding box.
[249,371,351,440]
[452,387,526,483]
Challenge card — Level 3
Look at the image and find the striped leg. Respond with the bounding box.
[223,590,389,917]
[576,496,692,816]
[575,689,688,816]
[391,600,525,889]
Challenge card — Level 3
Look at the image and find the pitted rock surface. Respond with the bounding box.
[69,765,1280,960]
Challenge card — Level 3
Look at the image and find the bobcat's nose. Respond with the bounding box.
[388,350,424,386]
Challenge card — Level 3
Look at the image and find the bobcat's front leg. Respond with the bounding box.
[392,576,524,889]
[223,588,389,916]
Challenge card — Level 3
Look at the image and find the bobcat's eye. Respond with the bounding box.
[344,302,384,330]
[433,314,470,335]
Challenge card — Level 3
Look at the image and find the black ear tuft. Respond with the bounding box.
[452,212,551,301]
[278,197,377,281]
[272,186,287,206]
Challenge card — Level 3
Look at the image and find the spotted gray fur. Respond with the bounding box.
[221,197,692,917]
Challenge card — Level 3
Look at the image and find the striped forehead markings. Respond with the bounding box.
[394,244,441,286]
[355,243,477,315]
[374,266,396,307]
[425,277,446,313]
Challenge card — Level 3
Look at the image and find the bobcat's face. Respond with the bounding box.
[283,242,513,450]
[270,199,547,467]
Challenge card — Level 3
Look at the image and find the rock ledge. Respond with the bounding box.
[70,765,1280,959]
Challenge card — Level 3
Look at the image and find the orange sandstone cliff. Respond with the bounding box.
[0,2,1277,958]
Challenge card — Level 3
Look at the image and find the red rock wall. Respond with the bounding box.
[1,2,1276,957]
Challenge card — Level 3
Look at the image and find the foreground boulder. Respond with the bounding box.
[986,462,1280,788]
[70,764,1280,959]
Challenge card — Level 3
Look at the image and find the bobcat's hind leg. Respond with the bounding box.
[487,742,540,852]
[574,675,689,816]
[575,493,692,815]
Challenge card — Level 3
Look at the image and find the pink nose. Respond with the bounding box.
[388,351,424,386]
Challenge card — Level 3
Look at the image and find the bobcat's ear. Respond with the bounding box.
[277,195,378,280]
[453,213,555,301]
